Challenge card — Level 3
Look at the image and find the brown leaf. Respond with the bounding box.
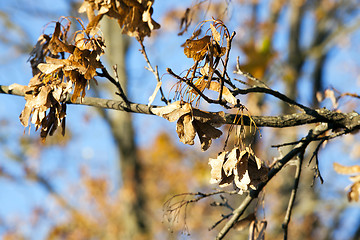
[208,147,268,193]
[37,62,64,75]
[153,101,224,150]
[152,101,192,122]
[192,109,225,126]
[8,83,31,94]
[210,24,221,44]
[19,84,52,129]
[235,151,251,191]
[81,0,160,40]
[176,114,196,145]
[348,182,360,202]
[71,74,87,103]
[183,35,211,61]
[28,34,50,75]
[48,22,75,55]
[193,120,222,151]
[208,81,237,105]
[222,148,239,176]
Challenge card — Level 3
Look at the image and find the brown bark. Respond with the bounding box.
[101,16,149,238]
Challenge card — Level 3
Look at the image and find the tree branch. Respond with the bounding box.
[2,84,360,130]
[215,123,330,240]
[282,153,304,240]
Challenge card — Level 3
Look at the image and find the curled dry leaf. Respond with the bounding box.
[32,21,105,103]
[208,81,237,105]
[183,35,211,61]
[24,19,105,141]
[210,23,221,44]
[333,162,360,202]
[79,0,160,41]
[19,74,72,142]
[209,147,268,193]
[152,101,225,151]
[28,34,50,75]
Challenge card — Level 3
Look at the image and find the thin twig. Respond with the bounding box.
[138,39,168,104]
[163,190,236,232]
[232,85,310,112]
[167,68,230,108]
[215,123,329,240]
[209,212,233,230]
[218,31,236,102]
[234,56,269,88]
[272,127,352,148]
[96,67,129,104]
[282,152,304,240]
[309,139,326,185]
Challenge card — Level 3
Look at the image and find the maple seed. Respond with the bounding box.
[183,35,211,61]
[209,147,268,193]
[152,101,225,151]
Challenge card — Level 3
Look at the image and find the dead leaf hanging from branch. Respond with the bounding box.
[152,101,225,151]
[209,147,268,193]
[79,0,160,41]
[22,18,105,141]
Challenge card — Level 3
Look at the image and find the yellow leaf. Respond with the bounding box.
[210,23,221,44]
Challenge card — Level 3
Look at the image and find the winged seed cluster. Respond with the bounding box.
[18,1,269,192]
[152,101,225,151]
[209,147,268,193]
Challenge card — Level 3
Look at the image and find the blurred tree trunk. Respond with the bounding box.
[101,17,149,239]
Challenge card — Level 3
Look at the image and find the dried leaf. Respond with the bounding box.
[222,148,239,176]
[333,162,360,175]
[183,35,211,61]
[208,81,237,105]
[152,101,192,122]
[235,152,251,191]
[192,109,225,126]
[153,101,224,150]
[193,120,222,151]
[176,114,196,145]
[37,63,64,75]
[71,74,87,103]
[348,182,360,202]
[208,147,268,193]
[210,24,221,44]
[28,34,50,75]
[8,83,31,94]
[209,152,227,184]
